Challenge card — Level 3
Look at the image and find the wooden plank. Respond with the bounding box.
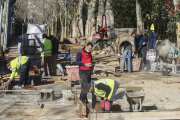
[77,98,88,116]
[89,111,180,120]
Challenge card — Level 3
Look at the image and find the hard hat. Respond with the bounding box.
[150,23,155,31]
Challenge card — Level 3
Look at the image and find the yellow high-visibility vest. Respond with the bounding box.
[41,39,52,57]
[10,56,29,79]
[94,79,115,100]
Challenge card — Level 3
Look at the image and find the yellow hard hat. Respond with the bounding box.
[150,23,155,30]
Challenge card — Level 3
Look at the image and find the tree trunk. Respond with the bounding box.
[51,19,53,35]
[136,0,144,35]
[64,2,67,38]
[1,0,7,52]
[55,17,57,37]
[105,0,114,29]
[85,1,92,38]
[72,11,77,38]
[77,0,84,38]
[47,22,50,35]
[90,0,97,36]
[173,0,178,11]
[59,12,64,40]
[96,0,105,31]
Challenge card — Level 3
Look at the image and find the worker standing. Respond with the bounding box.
[76,42,93,103]
[81,79,120,113]
[131,32,148,71]
[6,56,31,89]
[41,33,52,76]
[119,39,132,73]
[48,35,59,76]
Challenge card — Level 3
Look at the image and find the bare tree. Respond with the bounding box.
[136,0,144,34]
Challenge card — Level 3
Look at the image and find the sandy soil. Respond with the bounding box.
[70,43,180,112]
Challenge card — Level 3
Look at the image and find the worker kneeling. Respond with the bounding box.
[6,56,31,89]
[80,79,120,113]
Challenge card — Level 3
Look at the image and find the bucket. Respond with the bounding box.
[65,65,80,81]
[131,58,142,71]
[119,58,141,71]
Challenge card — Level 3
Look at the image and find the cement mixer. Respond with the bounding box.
[155,39,180,73]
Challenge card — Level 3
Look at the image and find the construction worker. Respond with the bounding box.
[119,39,132,73]
[131,32,148,71]
[76,42,93,103]
[81,79,120,113]
[148,23,156,49]
[41,33,52,76]
[6,56,31,89]
[48,35,59,76]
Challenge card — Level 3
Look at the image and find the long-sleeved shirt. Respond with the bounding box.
[134,35,148,52]
[76,48,92,73]
[92,83,111,109]
[119,40,132,53]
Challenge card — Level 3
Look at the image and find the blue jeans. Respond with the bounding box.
[121,50,132,71]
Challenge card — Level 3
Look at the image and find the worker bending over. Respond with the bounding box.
[81,79,120,113]
[119,39,132,73]
[131,32,148,70]
[6,56,31,89]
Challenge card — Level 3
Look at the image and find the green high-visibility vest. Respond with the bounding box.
[41,39,52,57]
[10,56,29,79]
[94,79,115,100]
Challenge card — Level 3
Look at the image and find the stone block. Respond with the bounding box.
[40,89,55,101]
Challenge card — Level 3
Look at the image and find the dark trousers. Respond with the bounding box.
[79,70,91,101]
[18,59,31,86]
[41,56,52,76]
[139,48,147,65]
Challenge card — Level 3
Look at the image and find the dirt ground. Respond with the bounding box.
[70,43,180,112]
[1,43,180,119]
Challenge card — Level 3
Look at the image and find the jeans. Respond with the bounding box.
[121,50,132,71]
[18,59,31,86]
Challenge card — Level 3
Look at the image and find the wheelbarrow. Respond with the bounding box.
[126,92,145,112]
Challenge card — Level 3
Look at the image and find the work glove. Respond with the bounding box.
[7,79,12,83]
[85,63,92,68]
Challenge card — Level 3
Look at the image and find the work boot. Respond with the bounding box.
[102,108,105,113]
